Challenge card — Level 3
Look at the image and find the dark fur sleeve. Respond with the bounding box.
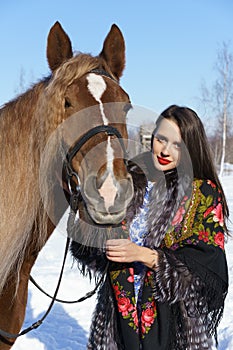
[87,276,124,349]
[126,156,148,223]
[70,241,108,277]
[152,249,194,303]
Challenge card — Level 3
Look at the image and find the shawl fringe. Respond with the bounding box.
[152,248,227,348]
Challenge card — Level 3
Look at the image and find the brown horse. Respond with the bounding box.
[0,21,133,349]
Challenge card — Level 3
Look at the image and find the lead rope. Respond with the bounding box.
[29,263,108,304]
[0,236,70,344]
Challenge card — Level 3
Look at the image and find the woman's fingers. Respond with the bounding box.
[105,239,127,257]
[105,239,139,263]
[106,239,130,248]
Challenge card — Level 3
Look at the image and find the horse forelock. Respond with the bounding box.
[39,54,106,137]
[46,54,104,95]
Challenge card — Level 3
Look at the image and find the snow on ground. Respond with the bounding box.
[12,176,233,349]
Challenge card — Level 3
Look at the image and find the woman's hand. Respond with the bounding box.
[106,239,158,269]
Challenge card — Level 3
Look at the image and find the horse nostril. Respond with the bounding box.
[96,173,107,190]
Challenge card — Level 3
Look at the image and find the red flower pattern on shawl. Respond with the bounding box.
[118,296,134,316]
[141,303,156,328]
[110,267,157,337]
[198,230,209,242]
[127,268,134,283]
[214,232,225,249]
[171,206,186,226]
[212,203,224,226]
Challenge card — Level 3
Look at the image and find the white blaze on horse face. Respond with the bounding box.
[87,73,108,124]
[87,73,117,210]
[98,173,117,211]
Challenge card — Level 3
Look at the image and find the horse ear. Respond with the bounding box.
[99,24,125,80]
[47,21,73,72]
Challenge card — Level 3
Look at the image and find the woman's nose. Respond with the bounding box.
[161,151,169,158]
[161,144,170,156]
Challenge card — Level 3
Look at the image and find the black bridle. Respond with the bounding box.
[63,124,128,198]
[0,71,130,345]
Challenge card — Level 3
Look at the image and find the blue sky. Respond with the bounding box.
[0,0,232,124]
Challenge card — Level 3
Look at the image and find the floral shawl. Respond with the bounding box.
[70,154,228,350]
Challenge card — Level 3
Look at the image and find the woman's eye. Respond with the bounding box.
[156,136,166,143]
[174,142,181,149]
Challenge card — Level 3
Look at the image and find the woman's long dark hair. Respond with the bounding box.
[148,105,229,240]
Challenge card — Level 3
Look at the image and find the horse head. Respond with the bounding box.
[43,22,134,226]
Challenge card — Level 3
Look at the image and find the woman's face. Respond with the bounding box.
[152,118,181,171]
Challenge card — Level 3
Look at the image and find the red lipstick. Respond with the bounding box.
[157,156,172,165]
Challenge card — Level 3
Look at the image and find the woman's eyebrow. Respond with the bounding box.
[155,133,168,141]
[155,133,181,145]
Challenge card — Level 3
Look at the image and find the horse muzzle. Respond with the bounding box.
[82,172,134,224]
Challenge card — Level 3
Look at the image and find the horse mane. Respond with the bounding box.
[0,53,107,295]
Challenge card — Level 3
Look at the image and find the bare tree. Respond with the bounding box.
[201,42,233,176]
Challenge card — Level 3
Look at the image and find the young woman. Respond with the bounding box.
[71,105,229,349]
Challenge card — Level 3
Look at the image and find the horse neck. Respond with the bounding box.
[0,82,52,295]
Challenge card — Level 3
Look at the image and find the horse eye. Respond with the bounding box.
[64,98,72,108]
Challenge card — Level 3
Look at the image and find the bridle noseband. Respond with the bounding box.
[63,124,129,199]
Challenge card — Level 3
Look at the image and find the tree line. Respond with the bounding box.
[201,42,233,175]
